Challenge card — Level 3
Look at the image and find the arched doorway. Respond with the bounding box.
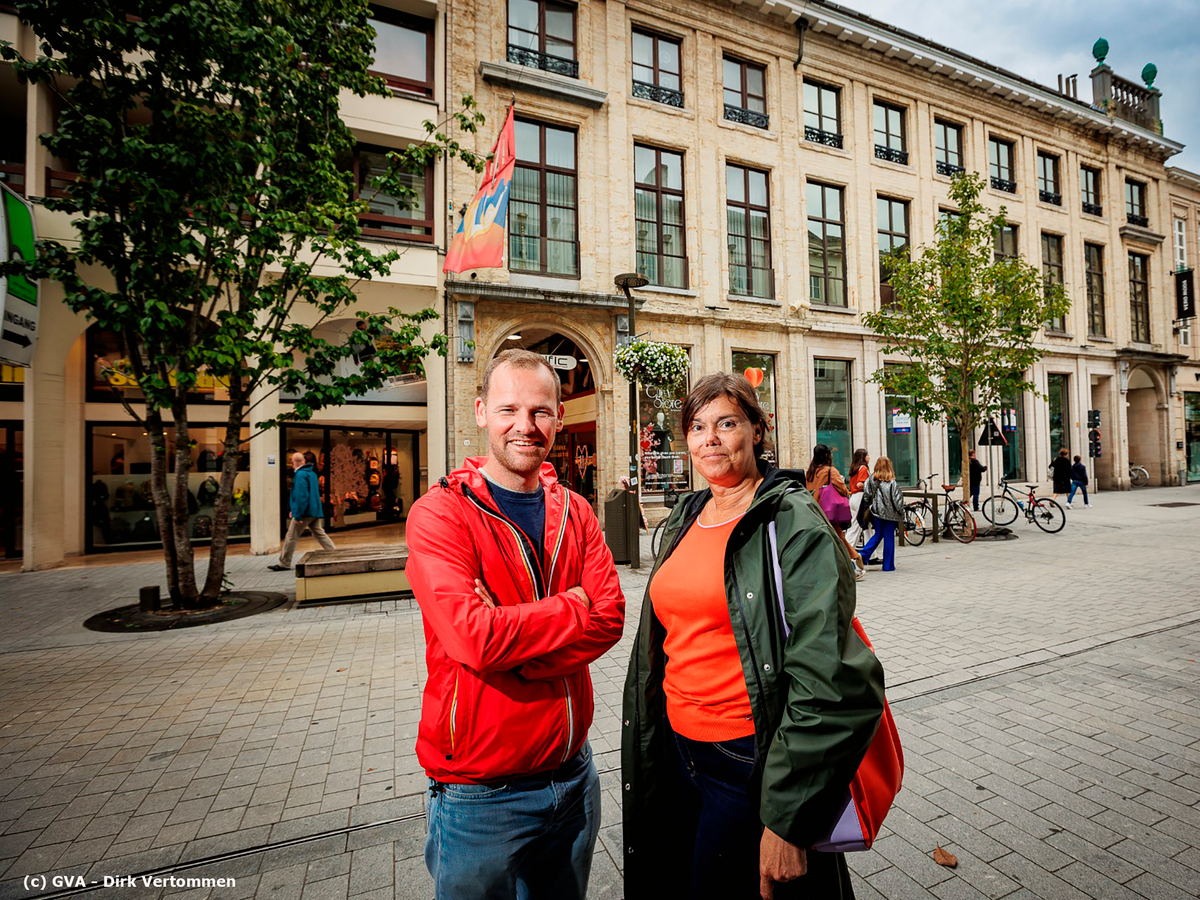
[1126,366,1165,485]
[494,329,599,510]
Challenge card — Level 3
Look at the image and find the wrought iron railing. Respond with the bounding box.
[804,127,843,149]
[507,44,578,79]
[1039,189,1062,206]
[632,80,683,108]
[875,145,908,165]
[724,104,769,129]
[1126,212,1149,228]
[991,176,1016,193]
[936,161,964,177]
[1082,201,1103,217]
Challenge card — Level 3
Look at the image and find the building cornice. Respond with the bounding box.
[1167,167,1200,190]
[745,0,1183,161]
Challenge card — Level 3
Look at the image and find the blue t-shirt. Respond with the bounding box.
[485,477,546,572]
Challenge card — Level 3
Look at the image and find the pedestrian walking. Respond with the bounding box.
[622,373,884,900]
[806,444,866,580]
[268,451,335,571]
[1067,454,1091,508]
[1049,447,1072,502]
[405,349,626,900]
[845,448,873,549]
[859,457,906,572]
[968,449,986,511]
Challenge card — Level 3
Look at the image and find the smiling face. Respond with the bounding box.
[475,361,564,485]
[686,394,762,488]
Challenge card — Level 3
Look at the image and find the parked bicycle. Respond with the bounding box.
[981,478,1065,533]
[904,477,977,544]
[1129,464,1150,487]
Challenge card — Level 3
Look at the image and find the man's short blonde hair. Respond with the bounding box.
[481,349,561,405]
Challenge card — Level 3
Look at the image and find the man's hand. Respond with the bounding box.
[473,579,496,609]
[759,828,806,899]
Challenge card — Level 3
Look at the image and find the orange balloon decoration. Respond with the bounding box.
[744,367,764,388]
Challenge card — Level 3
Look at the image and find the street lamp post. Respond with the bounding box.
[614,272,649,569]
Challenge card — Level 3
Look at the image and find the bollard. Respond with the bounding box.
[139,585,161,613]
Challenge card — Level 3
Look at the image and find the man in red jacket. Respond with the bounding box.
[406,349,626,900]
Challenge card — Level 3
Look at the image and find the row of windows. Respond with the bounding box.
[504,119,1157,342]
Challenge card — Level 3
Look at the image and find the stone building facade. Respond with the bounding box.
[443,0,1197,522]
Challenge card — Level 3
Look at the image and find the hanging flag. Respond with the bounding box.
[444,105,516,274]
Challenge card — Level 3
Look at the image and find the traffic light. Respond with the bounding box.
[1088,427,1102,458]
[1087,409,1101,429]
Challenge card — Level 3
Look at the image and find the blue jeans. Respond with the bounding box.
[425,743,601,900]
[860,519,897,571]
[1068,481,1089,504]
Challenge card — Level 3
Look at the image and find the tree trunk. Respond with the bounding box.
[171,408,201,609]
[199,402,246,605]
[961,427,972,510]
[146,409,182,606]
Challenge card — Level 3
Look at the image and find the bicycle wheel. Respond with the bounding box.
[902,503,927,546]
[945,502,977,543]
[981,494,1018,526]
[1129,466,1149,487]
[1031,498,1065,534]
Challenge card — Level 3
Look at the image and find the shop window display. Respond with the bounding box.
[638,350,691,497]
[732,351,778,465]
[88,424,250,550]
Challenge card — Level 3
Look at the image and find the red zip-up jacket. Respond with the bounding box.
[406,457,626,783]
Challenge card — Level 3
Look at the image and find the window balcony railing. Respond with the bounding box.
[45,167,78,199]
[991,176,1016,193]
[1082,201,1103,217]
[507,44,578,79]
[804,126,843,149]
[936,160,964,177]
[632,80,683,108]
[358,211,434,243]
[1126,212,1149,228]
[1039,189,1062,206]
[0,162,25,195]
[724,104,769,129]
[875,145,908,165]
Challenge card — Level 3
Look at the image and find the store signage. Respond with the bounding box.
[543,353,578,371]
[891,408,912,434]
[1176,268,1195,321]
[0,182,39,367]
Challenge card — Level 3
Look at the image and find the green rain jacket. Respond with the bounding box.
[621,463,886,897]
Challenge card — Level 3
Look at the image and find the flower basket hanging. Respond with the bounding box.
[614,340,689,391]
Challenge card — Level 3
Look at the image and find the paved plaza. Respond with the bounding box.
[0,485,1198,899]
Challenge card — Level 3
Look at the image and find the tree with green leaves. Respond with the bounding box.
[863,172,1068,507]
[1,0,485,608]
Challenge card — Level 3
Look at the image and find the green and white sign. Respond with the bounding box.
[0,182,39,366]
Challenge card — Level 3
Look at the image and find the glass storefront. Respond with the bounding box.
[947,418,967,485]
[1047,373,1070,456]
[0,422,22,559]
[281,426,419,533]
[999,392,1025,481]
[639,359,691,497]
[733,351,778,466]
[884,372,919,486]
[88,423,250,551]
[813,358,852,473]
[1186,393,1200,483]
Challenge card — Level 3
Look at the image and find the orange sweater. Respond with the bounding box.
[649,515,755,742]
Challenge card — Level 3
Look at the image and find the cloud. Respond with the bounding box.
[839,0,1199,171]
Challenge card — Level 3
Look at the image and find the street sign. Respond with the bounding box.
[0,182,39,367]
[977,418,1007,446]
[891,408,912,433]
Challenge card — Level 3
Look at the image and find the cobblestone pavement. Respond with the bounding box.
[0,485,1197,899]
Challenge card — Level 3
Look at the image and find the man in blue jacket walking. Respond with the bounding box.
[270,452,336,571]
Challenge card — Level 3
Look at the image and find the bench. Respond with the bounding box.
[294,546,411,603]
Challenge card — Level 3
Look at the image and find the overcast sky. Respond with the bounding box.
[838,0,1200,173]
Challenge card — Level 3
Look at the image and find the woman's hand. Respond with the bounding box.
[759,828,807,898]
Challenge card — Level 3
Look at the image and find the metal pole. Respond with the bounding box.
[625,286,641,569]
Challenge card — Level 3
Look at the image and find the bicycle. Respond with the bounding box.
[1128,464,1150,487]
[980,478,1065,533]
[650,484,680,557]
[904,479,977,544]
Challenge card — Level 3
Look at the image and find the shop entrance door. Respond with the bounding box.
[0,422,22,559]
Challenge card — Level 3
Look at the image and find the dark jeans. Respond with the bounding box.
[970,485,981,511]
[670,730,854,900]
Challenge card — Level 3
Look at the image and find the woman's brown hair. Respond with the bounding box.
[872,456,896,482]
[680,373,773,460]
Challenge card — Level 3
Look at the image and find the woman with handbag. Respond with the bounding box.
[806,444,866,580]
[859,457,906,572]
[622,373,886,900]
[844,448,872,550]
